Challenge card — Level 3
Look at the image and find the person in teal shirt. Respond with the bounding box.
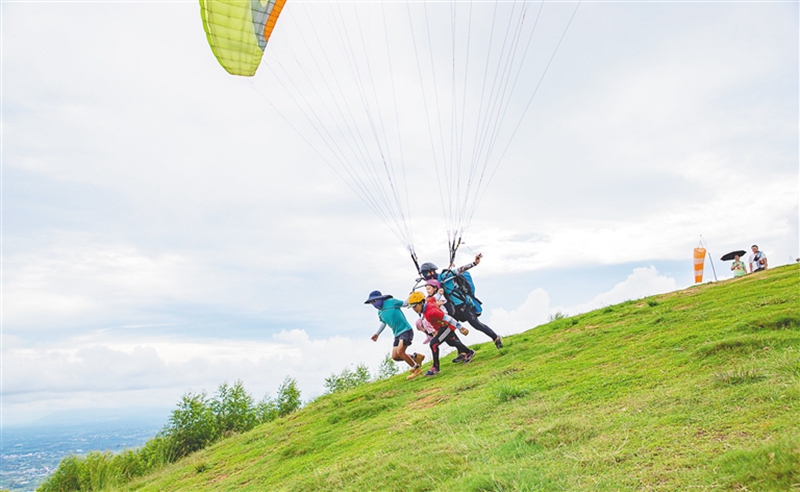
[365,290,425,378]
[731,254,747,277]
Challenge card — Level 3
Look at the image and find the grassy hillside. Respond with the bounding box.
[123,265,799,491]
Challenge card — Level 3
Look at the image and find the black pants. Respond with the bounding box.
[430,326,470,369]
[446,302,498,341]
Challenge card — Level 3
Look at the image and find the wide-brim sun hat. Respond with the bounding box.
[364,290,393,304]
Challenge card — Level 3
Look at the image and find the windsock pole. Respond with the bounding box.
[699,236,718,282]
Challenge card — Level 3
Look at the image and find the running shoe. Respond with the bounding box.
[452,353,467,363]
[464,350,476,364]
[425,367,440,377]
[413,352,425,366]
[494,336,504,349]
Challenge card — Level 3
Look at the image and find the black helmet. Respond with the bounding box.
[419,262,438,273]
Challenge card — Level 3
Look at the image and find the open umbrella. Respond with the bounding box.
[721,250,747,261]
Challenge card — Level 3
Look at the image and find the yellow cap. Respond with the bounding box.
[407,291,425,305]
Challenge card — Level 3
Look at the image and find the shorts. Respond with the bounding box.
[393,329,413,347]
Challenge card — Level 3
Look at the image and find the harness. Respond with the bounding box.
[440,269,483,315]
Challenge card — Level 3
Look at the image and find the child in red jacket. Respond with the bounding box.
[407,292,474,377]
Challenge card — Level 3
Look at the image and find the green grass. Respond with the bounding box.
[120,265,800,491]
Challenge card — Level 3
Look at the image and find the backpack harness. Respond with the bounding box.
[440,269,483,316]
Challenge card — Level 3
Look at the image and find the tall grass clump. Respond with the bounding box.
[37,378,302,492]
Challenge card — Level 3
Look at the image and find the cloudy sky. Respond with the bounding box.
[2,0,797,425]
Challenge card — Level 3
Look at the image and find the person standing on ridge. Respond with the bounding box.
[419,253,503,351]
[749,245,768,273]
[407,291,474,377]
[365,290,425,379]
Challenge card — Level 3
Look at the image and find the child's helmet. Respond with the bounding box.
[407,291,425,305]
[425,279,441,290]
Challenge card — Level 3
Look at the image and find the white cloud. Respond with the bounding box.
[470,175,797,275]
[487,266,678,335]
[485,289,552,335]
[566,266,677,314]
[4,233,195,329]
[1,329,391,425]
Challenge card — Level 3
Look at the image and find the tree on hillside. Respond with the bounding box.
[276,376,302,416]
[255,394,279,423]
[323,364,372,394]
[164,391,218,457]
[211,380,258,436]
[377,353,399,379]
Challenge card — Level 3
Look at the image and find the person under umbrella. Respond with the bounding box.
[721,250,748,278]
[731,254,747,277]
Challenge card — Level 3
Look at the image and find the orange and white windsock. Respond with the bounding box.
[693,247,706,283]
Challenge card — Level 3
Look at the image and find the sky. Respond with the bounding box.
[2,0,798,426]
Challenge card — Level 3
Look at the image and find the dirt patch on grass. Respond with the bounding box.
[416,387,441,397]
[662,288,701,299]
[410,391,446,409]
[695,429,733,443]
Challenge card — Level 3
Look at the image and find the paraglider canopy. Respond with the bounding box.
[199,0,286,76]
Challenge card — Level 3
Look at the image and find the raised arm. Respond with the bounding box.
[456,253,483,274]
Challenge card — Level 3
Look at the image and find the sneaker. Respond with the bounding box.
[413,353,425,366]
[459,327,469,336]
[463,350,476,364]
[494,336,504,349]
[406,366,422,380]
[425,367,440,377]
[451,353,467,363]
